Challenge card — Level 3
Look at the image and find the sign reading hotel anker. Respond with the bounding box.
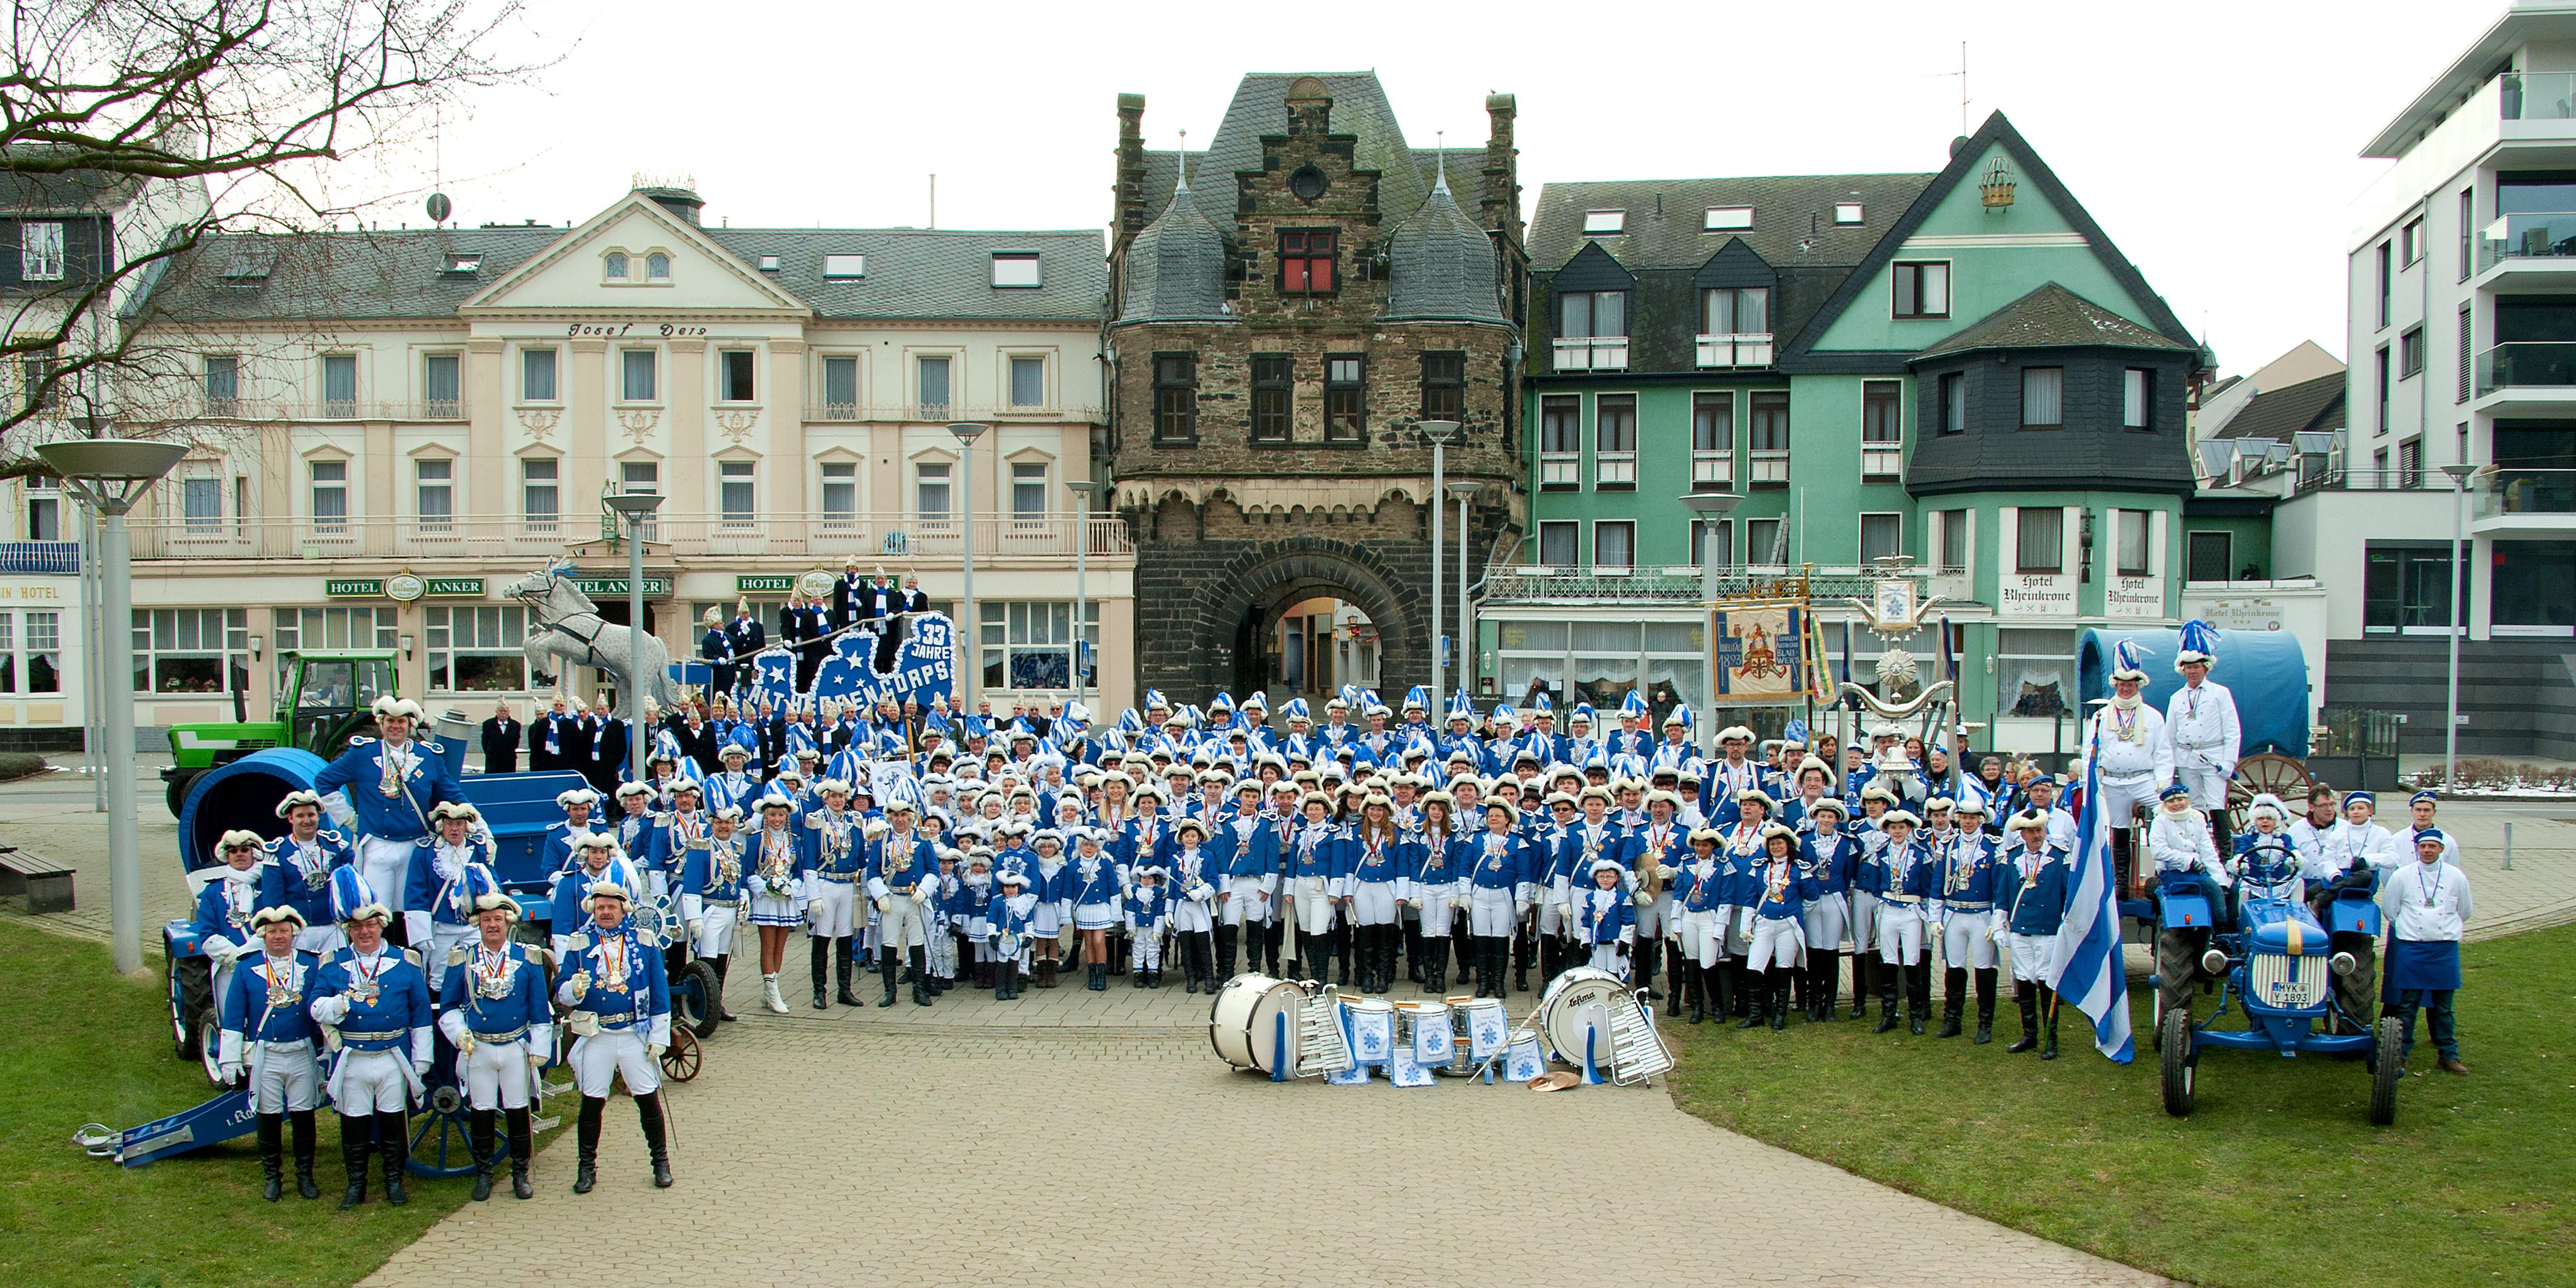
[423,577,484,597]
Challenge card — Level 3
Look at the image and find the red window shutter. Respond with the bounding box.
[1311,255,1333,292]
[1284,258,1308,293]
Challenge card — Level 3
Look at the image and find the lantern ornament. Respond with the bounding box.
[1979,156,2016,210]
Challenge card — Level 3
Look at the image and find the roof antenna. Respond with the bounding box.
[1960,41,1970,136]
[929,174,936,230]
[1434,131,1448,194]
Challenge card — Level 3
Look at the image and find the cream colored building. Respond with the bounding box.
[99,184,1127,732]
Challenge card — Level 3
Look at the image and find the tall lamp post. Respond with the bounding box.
[602,491,665,787]
[1418,419,1460,701]
[1066,478,1101,712]
[38,438,186,975]
[2442,461,2478,789]
[949,422,989,714]
[1680,490,1745,755]
[1446,478,1477,696]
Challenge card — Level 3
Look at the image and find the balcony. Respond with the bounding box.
[2471,465,2576,535]
[1551,337,1629,372]
[1695,333,1774,369]
[127,510,1136,566]
[1689,452,1731,490]
[181,396,470,422]
[1860,443,1903,481]
[1486,563,1884,605]
[2503,71,2576,124]
[2476,343,2576,412]
[2476,212,2576,289]
[0,540,79,574]
[1749,448,1789,485]
[1539,452,1580,489]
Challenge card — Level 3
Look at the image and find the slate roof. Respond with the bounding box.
[1117,169,1233,324]
[1526,172,1935,274]
[1380,166,1504,324]
[0,168,145,214]
[1914,283,2195,361]
[2207,370,2345,441]
[1133,73,1490,231]
[134,223,1110,324]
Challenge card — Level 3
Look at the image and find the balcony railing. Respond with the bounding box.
[1690,451,1731,488]
[1487,563,1885,604]
[1860,443,1903,479]
[2290,467,2436,496]
[1750,448,1790,484]
[1695,332,1774,368]
[1552,337,1629,372]
[1595,452,1636,487]
[2477,342,2576,395]
[183,396,470,422]
[2471,465,2576,521]
[127,510,1136,564]
[2479,211,2576,272]
[2502,71,2576,123]
[0,540,80,574]
[145,398,1095,427]
[1538,452,1580,488]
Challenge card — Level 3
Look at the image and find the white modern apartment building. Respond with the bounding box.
[2321,0,2576,754]
[42,183,1130,735]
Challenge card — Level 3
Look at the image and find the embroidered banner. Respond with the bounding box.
[1709,602,1811,705]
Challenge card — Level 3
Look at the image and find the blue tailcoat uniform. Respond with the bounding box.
[260,830,354,929]
[403,839,498,937]
[438,941,553,1050]
[2002,845,2073,936]
[680,833,750,910]
[1751,855,1819,921]
[193,867,265,954]
[1626,817,1688,886]
[1866,837,1939,908]
[308,945,433,1062]
[223,949,325,1045]
[1466,829,1529,901]
[1575,884,1635,945]
[868,832,941,900]
[542,818,601,875]
[610,810,668,879]
[558,922,670,1040]
[1935,833,2002,917]
[1799,833,1858,898]
[1217,815,1280,883]
[311,735,456,843]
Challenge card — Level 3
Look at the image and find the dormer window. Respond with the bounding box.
[1278,231,1336,294]
[822,253,866,280]
[1582,209,1625,235]
[758,254,782,272]
[1833,202,1864,225]
[1704,206,1753,231]
[442,253,482,276]
[645,252,670,280]
[604,252,630,280]
[990,252,1041,288]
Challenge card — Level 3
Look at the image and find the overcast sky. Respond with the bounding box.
[361,0,2497,376]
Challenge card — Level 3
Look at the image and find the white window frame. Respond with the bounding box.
[420,351,463,419]
[990,252,1041,288]
[914,352,955,417]
[977,600,1096,693]
[1009,458,1050,530]
[819,459,859,531]
[645,251,671,281]
[1745,518,1785,568]
[1691,518,1734,569]
[520,346,559,402]
[413,456,455,536]
[718,459,757,529]
[1833,202,1863,225]
[1748,391,1790,484]
[320,353,358,419]
[1553,291,1629,372]
[521,455,560,536]
[603,251,630,281]
[915,458,954,529]
[307,455,350,537]
[1858,511,1904,566]
[2115,508,2152,578]
[621,348,659,404]
[1696,288,1773,367]
[1006,353,1047,409]
[426,605,533,694]
[1536,521,1578,568]
[1702,206,1751,231]
[1935,508,1972,574]
[1690,391,1733,488]
[0,608,64,695]
[823,254,866,280]
[718,349,759,404]
[133,606,248,694]
[1592,519,1636,574]
[819,353,862,419]
[1861,379,1904,479]
[1583,209,1626,235]
[19,220,65,280]
[1538,395,1581,488]
[1592,393,1637,488]
[2122,367,2152,429]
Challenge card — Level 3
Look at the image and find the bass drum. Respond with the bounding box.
[1208,973,1308,1074]
[1534,966,1632,1066]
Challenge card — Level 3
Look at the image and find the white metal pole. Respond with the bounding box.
[1457,490,1471,697]
[628,520,647,786]
[85,507,104,812]
[958,441,977,714]
[1074,489,1089,711]
[2445,476,2465,789]
[102,509,141,974]
[1429,444,1444,703]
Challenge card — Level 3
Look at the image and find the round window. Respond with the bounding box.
[1289,165,1329,203]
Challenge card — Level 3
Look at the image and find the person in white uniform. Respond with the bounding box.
[2164,620,2242,858]
[2079,640,2172,897]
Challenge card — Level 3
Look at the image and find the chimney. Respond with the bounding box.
[1115,93,1148,258]
[631,177,703,225]
[1284,76,1332,140]
[1481,93,1520,242]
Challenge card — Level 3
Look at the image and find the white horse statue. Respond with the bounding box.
[502,560,682,720]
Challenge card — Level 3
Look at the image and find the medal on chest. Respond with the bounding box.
[348,953,384,1005]
[473,947,516,999]
[263,956,300,1009]
[595,934,630,993]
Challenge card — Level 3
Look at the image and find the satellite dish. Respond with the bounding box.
[426,192,452,225]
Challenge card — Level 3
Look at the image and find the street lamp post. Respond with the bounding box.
[1679,490,1745,755]
[2442,461,2478,789]
[602,491,665,787]
[38,438,186,975]
[1446,478,1477,697]
[949,422,989,714]
[1066,478,1101,712]
[1418,420,1460,701]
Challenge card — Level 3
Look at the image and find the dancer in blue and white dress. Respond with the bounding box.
[1124,866,1170,987]
[1068,827,1122,990]
[745,795,811,1014]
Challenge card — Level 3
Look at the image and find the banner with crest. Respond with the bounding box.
[1708,602,1811,705]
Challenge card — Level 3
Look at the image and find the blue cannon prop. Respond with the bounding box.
[2074,626,2309,758]
[141,746,590,1172]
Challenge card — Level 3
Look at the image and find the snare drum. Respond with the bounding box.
[1438,996,1510,1076]
[1534,965,1632,1066]
[1393,999,1451,1062]
[1208,973,1307,1074]
[1338,995,1396,1065]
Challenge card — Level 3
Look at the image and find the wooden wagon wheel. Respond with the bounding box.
[2229,754,2313,830]
[659,1026,702,1083]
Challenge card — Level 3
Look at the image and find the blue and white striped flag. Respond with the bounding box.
[2051,744,2135,1063]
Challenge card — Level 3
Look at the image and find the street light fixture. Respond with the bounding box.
[37,438,186,976]
[602,490,665,787]
[1418,420,1460,702]
[2441,461,2478,790]
[1446,478,1477,696]
[1679,491,1745,754]
[1066,478,1102,712]
[949,422,989,714]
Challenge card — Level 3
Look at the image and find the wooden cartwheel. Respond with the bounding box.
[2228,753,2314,830]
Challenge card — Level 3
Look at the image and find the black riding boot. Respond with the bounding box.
[1264,921,1285,975]
[1332,924,1351,985]
[257,1112,286,1201]
[1851,951,1874,1019]
[842,938,869,1008]
[1873,971,1902,1033]
[1515,932,1533,993]
[1729,959,1753,1019]
[1770,976,1792,1030]
[1937,967,1967,1039]
[1425,938,1448,993]
[913,947,935,1005]
[2039,983,2061,1060]
[469,1106,496,1201]
[809,936,830,1009]
[1907,961,1931,1035]
[337,1112,372,1209]
[291,1108,320,1198]
[1973,968,1998,1045]
[1455,929,1475,987]
[713,956,738,1020]
[871,946,897,1007]
[1688,960,1708,1024]
[1736,970,1767,1028]
[1811,950,1840,1021]
[1637,939,1662,1000]
[2007,982,2041,1053]
[636,1092,673,1188]
[374,1110,410,1205]
[1214,925,1239,980]
[1665,944,1686,1016]
[1405,921,1424,983]
[506,1106,535,1198]
[573,1096,604,1192]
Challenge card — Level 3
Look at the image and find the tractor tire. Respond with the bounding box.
[2159,1005,2196,1118]
[195,1000,226,1085]
[673,958,722,1039]
[171,954,212,1062]
[164,769,200,820]
[2369,1016,2405,1126]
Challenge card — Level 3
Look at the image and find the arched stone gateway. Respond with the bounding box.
[1141,536,1425,703]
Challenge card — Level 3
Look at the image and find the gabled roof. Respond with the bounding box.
[1133,73,1487,232]
[2209,370,2345,441]
[460,191,808,315]
[1526,172,1934,273]
[1781,110,2199,367]
[1914,283,2193,361]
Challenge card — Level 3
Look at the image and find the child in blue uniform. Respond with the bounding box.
[1573,859,1635,976]
[990,870,1038,999]
[1999,810,2072,1057]
[1125,865,1170,986]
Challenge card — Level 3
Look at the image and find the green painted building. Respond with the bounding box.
[1484,112,2209,753]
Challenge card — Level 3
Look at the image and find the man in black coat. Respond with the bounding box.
[479,702,522,774]
[725,599,766,695]
[831,560,870,632]
[529,696,572,772]
[754,699,788,777]
[590,714,630,792]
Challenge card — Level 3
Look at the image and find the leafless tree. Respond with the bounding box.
[1,0,548,451]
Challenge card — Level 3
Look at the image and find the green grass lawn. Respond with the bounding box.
[0,922,475,1288]
[1671,928,2576,1288]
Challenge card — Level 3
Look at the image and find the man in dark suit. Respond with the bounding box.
[725,600,766,697]
[675,710,720,774]
[754,699,788,777]
[564,700,599,781]
[590,712,630,791]
[795,596,832,690]
[479,702,522,774]
[529,696,570,772]
[831,560,870,632]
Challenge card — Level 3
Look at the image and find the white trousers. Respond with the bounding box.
[1633,891,1673,939]
[877,895,927,953]
[2006,932,2056,983]
[1940,914,1998,971]
[1585,942,1629,976]
[426,923,472,998]
[2175,764,2230,810]
[1349,882,1397,926]
[2097,776,2158,827]
[1848,890,1882,958]
[693,904,739,959]
[355,835,416,918]
[293,925,346,956]
[1468,887,1517,937]
[1131,932,1163,972]
[1291,877,1336,935]
[1415,884,1459,937]
[1877,903,1927,965]
[248,1040,322,1113]
[460,1037,535,1111]
[569,1028,660,1097]
[1676,908,1723,967]
[1748,915,1805,971]
[329,1048,415,1113]
[1221,878,1273,927]
[1799,892,1849,955]
[808,879,858,938]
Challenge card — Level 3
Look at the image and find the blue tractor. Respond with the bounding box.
[2156,835,2406,1125]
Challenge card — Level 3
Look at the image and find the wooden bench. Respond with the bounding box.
[0,849,74,914]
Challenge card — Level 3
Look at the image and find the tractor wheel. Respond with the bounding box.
[673,958,722,1039]
[2159,1005,2196,1118]
[164,769,200,820]
[2369,1016,2405,1126]
[196,1000,226,1085]
[171,954,212,1062]
[2228,754,2313,833]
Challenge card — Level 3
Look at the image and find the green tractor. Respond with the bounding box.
[160,651,400,818]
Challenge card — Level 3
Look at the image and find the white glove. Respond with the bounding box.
[686,918,704,938]
[648,1042,668,1060]
[219,1060,245,1086]
[1406,898,1423,910]
[527,1050,548,1077]
[874,896,892,913]
[1658,866,1678,881]
[310,994,351,1024]
[563,970,592,1004]
[1631,889,1652,907]
[913,887,935,907]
